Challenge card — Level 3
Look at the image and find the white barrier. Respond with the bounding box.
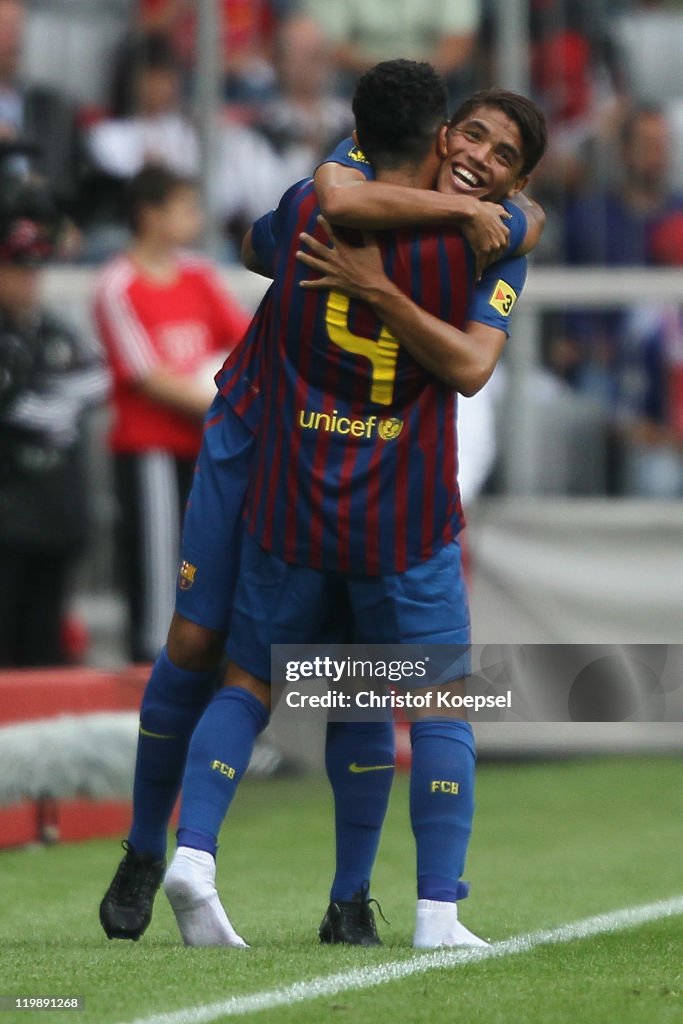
[44,264,683,309]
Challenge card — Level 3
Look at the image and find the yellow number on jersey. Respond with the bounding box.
[325,290,399,406]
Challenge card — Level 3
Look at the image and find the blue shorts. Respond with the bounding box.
[226,534,471,683]
[174,394,254,632]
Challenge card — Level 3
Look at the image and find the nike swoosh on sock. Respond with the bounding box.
[139,726,177,740]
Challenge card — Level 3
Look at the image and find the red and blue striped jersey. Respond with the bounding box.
[215,145,527,437]
[215,288,271,434]
[222,176,526,575]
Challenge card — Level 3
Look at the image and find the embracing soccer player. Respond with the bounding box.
[101,59,548,946]
[158,65,547,948]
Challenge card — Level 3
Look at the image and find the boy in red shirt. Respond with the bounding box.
[95,166,249,661]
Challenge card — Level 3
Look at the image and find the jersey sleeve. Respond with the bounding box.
[500,200,528,255]
[250,209,278,277]
[467,253,528,335]
[251,179,310,275]
[317,137,375,181]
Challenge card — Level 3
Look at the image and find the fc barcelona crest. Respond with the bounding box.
[378,417,404,441]
[178,560,197,590]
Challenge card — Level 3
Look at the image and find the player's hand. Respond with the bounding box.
[296,215,388,301]
[461,200,511,279]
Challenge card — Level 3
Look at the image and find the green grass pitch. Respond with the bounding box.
[1,757,682,1024]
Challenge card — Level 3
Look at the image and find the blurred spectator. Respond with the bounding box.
[617,304,683,496]
[252,15,353,187]
[92,31,199,175]
[617,212,683,496]
[82,32,199,256]
[0,0,82,216]
[478,0,621,262]
[302,0,480,98]
[564,106,681,266]
[530,0,619,185]
[478,0,625,263]
[82,30,287,261]
[137,0,281,103]
[0,181,109,667]
[21,0,134,107]
[94,166,250,662]
[611,0,683,104]
[549,105,683,404]
[209,111,314,257]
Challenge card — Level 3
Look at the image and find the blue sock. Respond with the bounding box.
[128,647,217,860]
[325,719,395,902]
[410,718,476,903]
[177,686,269,858]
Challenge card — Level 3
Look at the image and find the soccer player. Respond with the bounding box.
[99,68,546,944]
[160,66,548,949]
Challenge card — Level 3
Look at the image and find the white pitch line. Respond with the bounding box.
[119,895,683,1024]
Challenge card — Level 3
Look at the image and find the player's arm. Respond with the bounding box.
[239,170,495,275]
[378,299,506,397]
[241,180,303,277]
[297,218,514,397]
[315,160,512,270]
[506,192,545,255]
[316,160,499,230]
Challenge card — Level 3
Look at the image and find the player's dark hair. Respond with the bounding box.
[352,60,448,171]
[125,165,196,234]
[450,88,548,176]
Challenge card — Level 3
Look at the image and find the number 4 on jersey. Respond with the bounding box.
[325,290,399,406]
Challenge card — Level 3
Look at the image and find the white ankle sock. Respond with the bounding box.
[163,847,248,948]
[413,898,490,949]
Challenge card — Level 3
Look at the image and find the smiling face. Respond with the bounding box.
[437,105,530,202]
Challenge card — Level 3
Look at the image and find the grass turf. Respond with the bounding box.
[0,757,681,1024]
